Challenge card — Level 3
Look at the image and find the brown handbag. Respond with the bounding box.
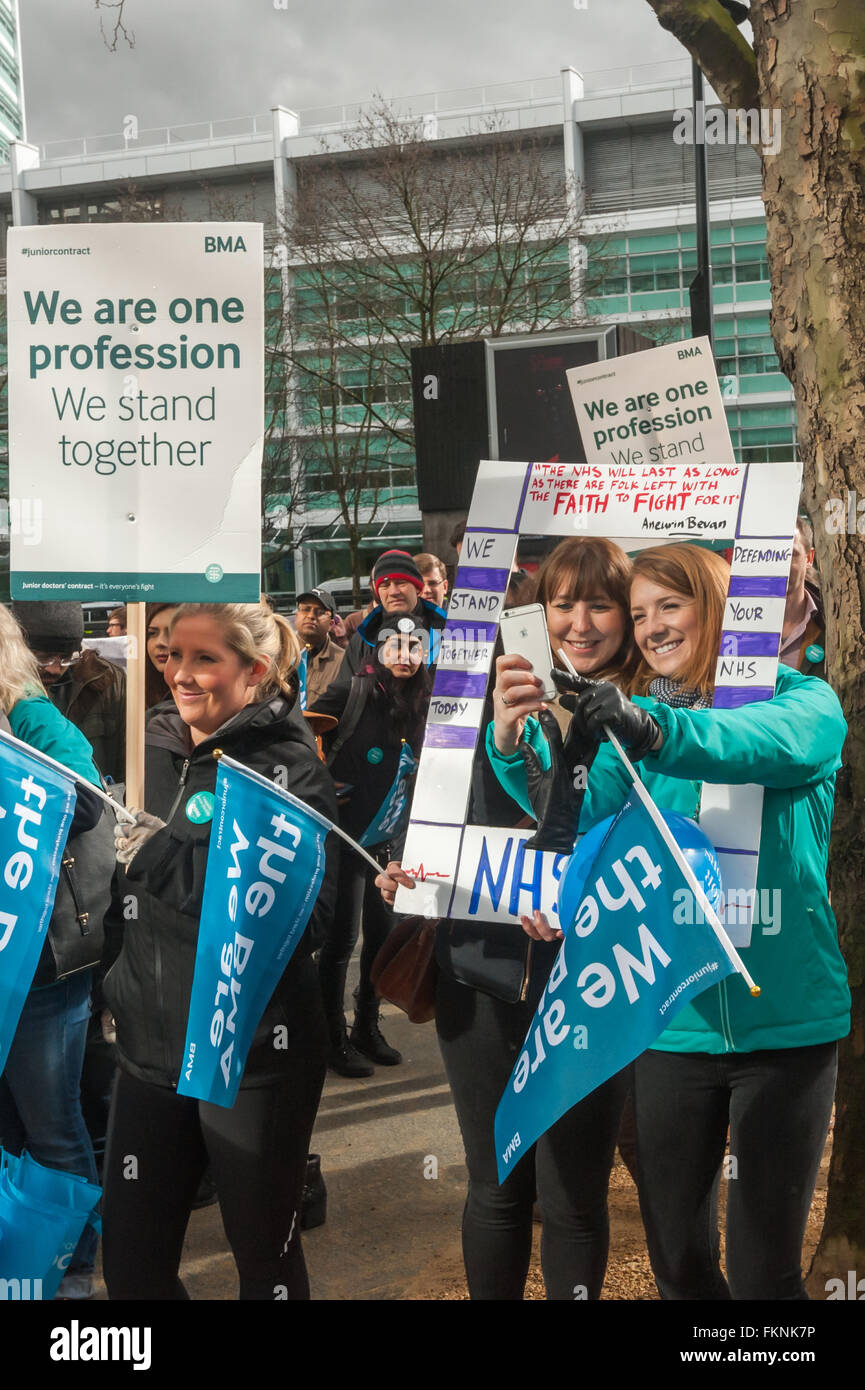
[370,915,439,1023]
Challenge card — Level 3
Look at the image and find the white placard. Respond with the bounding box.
[398,446,804,932]
[436,640,496,673]
[410,746,476,826]
[448,589,505,621]
[464,461,529,532]
[737,462,802,538]
[426,696,486,728]
[566,337,737,470]
[459,531,518,569]
[8,223,263,601]
[730,541,794,577]
[523,459,744,539]
[723,595,786,633]
[714,655,780,688]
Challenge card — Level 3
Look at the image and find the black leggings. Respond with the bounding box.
[317,849,393,1022]
[633,1043,837,1300]
[435,969,629,1300]
[102,1052,326,1300]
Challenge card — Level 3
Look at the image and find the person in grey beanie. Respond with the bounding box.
[13,600,126,784]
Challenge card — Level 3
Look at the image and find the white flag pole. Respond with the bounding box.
[555,647,760,997]
[0,727,136,823]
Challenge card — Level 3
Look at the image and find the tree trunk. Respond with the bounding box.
[748,0,865,1290]
[644,0,865,1291]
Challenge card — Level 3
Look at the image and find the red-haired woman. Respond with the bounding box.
[489,543,849,1301]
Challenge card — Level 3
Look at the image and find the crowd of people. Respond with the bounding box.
[0,519,847,1302]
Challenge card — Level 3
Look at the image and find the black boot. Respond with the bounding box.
[327,1018,374,1078]
[301,1154,327,1231]
[349,991,402,1066]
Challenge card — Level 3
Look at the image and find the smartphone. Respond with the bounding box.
[499,602,558,702]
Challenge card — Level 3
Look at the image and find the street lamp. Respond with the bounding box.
[689,0,751,352]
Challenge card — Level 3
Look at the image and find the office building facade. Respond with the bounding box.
[0,60,795,600]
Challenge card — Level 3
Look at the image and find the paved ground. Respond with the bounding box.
[93,957,470,1301]
[89,950,830,1301]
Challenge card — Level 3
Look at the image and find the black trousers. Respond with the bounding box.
[633,1042,837,1300]
[317,848,393,1028]
[435,969,629,1300]
[102,1012,327,1300]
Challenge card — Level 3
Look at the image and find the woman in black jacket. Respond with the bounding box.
[375,538,639,1300]
[310,622,432,1075]
[101,600,338,1301]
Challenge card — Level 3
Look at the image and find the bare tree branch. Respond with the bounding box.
[275,99,620,593]
[95,0,135,52]
[644,0,759,109]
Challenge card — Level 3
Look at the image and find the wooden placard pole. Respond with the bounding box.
[126,600,147,809]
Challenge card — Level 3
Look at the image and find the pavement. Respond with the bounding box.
[92,953,470,1301]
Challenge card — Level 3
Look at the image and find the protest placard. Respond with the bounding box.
[566,336,736,471]
[7,223,263,601]
[396,343,801,951]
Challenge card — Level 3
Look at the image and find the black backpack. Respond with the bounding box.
[0,710,115,988]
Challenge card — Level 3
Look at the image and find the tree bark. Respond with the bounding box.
[645,0,865,1291]
[645,0,758,108]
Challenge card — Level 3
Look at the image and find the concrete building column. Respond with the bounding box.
[560,67,586,318]
[9,139,39,225]
[271,105,300,233]
[270,107,305,596]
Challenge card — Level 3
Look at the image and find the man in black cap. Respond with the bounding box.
[13,600,126,784]
[294,587,345,708]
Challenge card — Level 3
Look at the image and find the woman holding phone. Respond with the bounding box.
[486,543,849,1300]
[378,537,638,1300]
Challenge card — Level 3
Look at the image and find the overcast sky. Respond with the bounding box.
[20,0,688,146]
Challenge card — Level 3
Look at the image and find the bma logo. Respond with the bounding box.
[204,236,247,253]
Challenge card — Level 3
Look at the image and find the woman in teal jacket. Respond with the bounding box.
[0,606,105,1300]
[487,543,849,1300]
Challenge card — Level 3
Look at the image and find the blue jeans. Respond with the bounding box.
[0,971,99,1275]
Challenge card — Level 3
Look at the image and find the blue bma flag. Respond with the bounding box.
[493,789,736,1183]
[0,737,76,1074]
[178,757,329,1108]
[359,742,417,848]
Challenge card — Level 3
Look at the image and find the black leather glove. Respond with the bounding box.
[521,709,588,854]
[551,669,662,761]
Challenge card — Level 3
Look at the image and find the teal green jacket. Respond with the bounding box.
[485,665,850,1054]
[9,694,101,785]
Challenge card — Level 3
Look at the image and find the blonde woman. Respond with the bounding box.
[0,607,105,1299]
[101,602,338,1300]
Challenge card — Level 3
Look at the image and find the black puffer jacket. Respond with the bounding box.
[102,694,339,1090]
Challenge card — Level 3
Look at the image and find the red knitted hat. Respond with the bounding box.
[372,549,424,595]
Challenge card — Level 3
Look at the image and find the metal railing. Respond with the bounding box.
[298,75,563,135]
[582,60,692,98]
[24,60,700,166]
[37,113,273,165]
